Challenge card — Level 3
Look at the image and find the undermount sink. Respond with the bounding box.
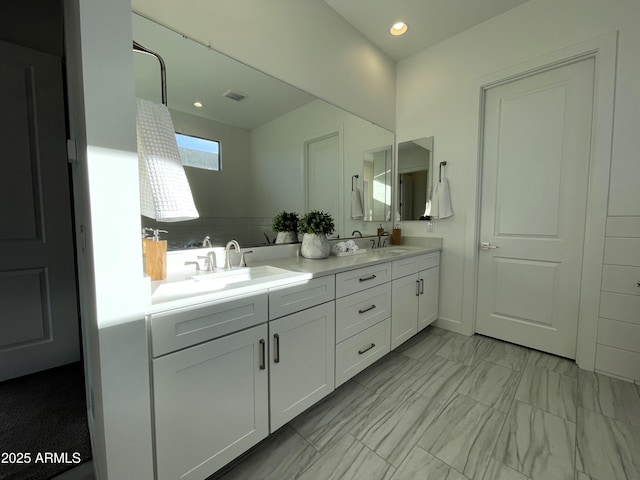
[374,247,415,255]
[151,266,310,305]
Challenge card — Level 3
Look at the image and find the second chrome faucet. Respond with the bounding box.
[225,240,241,270]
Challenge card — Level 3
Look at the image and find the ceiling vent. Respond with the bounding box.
[222,90,247,102]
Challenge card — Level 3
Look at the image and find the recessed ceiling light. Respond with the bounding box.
[193,101,203,108]
[390,22,408,36]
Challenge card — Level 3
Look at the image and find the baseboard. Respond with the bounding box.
[434,317,471,336]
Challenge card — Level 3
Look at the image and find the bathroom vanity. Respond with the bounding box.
[145,240,441,480]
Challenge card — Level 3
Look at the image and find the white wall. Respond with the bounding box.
[64,0,154,478]
[130,0,396,131]
[395,0,640,348]
[170,110,252,218]
[250,99,394,238]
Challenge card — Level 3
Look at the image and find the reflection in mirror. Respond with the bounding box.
[132,13,394,249]
[363,146,393,222]
[397,137,433,221]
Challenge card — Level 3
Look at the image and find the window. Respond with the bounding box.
[175,132,221,171]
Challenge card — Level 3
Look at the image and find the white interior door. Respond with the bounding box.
[476,58,595,359]
[0,41,80,381]
[306,132,342,236]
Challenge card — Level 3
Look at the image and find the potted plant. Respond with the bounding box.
[272,211,299,244]
[298,210,335,259]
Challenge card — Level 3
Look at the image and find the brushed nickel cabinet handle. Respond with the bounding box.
[259,339,266,370]
[358,343,376,355]
[416,280,420,296]
[420,278,424,295]
[359,274,377,282]
[273,334,280,364]
[358,304,376,314]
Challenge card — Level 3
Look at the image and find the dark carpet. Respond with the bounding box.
[0,362,91,480]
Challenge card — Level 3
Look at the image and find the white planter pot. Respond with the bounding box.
[300,233,330,259]
[275,231,298,244]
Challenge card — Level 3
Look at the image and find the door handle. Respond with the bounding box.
[416,280,420,296]
[358,343,376,355]
[358,304,376,314]
[480,242,499,251]
[273,334,280,364]
[420,278,424,295]
[259,339,266,370]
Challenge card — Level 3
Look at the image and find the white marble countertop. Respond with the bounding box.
[249,244,440,278]
[145,237,441,315]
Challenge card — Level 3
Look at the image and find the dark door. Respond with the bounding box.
[0,40,80,381]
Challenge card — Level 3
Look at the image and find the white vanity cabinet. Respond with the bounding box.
[334,262,393,387]
[268,277,336,431]
[269,301,335,430]
[153,323,269,480]
[391,252,440,349]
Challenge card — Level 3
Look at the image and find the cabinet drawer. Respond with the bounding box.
[335,318,391,387]
[150,293,268,357]
[335,283,391,343]
[269,275,335,320]
[335,262,391,298]
[392,252,439,280]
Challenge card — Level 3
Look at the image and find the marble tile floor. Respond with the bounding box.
[212,326,640,480]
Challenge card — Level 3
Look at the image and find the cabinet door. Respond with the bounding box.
[153,324,269,480]
[391,273,419,349]
[418,266,440,332]
[270,302,335,431]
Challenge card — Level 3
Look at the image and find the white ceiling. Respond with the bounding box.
[323,0,530,61]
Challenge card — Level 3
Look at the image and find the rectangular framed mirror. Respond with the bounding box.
[397,137,433,221]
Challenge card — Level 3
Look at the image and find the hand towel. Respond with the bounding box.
[429,178,453,219]
[351,188,364,219]
[345,240,356,250]
[332,242,347,254]
[362,181,370,221]
[137,98,199,222]
[349,245,359,252]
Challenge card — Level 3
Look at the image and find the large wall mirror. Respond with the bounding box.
[132,13,394,249]
[397,137,433,221]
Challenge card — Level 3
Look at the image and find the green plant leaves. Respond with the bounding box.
[298,210,335,235]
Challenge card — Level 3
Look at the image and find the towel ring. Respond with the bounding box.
[133,41,168,106]
[351,174,359,191]
[439,161,447,182]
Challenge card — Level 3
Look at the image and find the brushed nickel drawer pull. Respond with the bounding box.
[358,343,376,355]
[274,334,280,364]
[358,304,376,314]
[359,274,377,282]
[259,339,266,370]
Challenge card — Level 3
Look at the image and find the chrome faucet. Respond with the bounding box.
[351,230,363,237]
[197,251,217,272]
[377,231,390,248]
[184,261,200,271]
[202,235,213,248]
[224,240,241,270]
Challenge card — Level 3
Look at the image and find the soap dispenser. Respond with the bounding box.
[142,228,168,280]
